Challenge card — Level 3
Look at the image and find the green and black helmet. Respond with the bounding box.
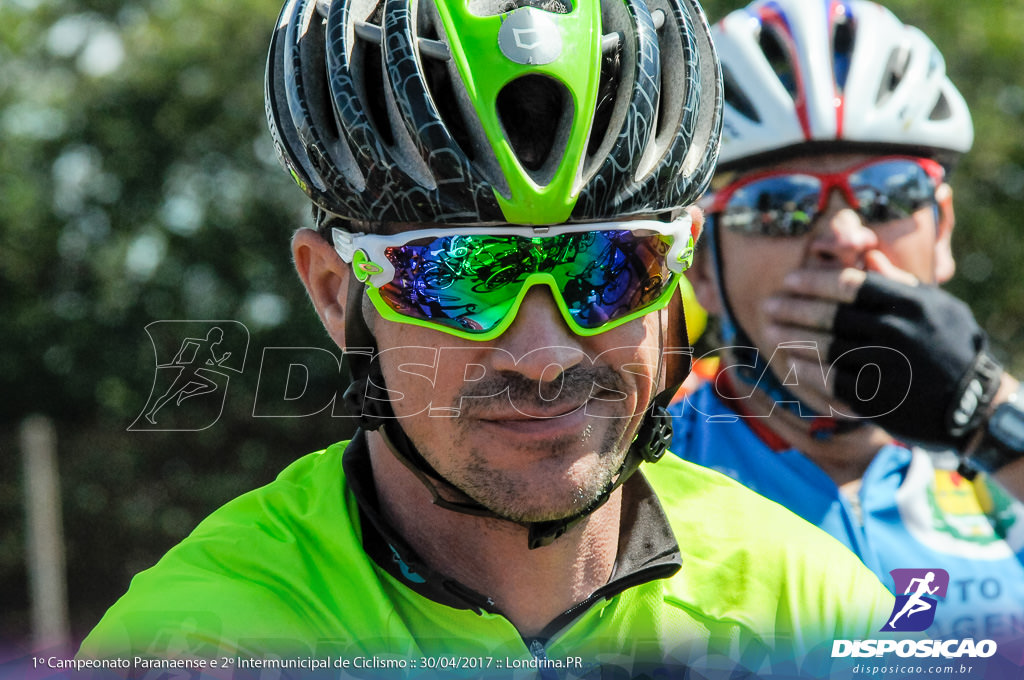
[266,0,723,227]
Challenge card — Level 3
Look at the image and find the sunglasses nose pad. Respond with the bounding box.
[831,183,862,213]
[503,281,583,338]
[805,185,856,230]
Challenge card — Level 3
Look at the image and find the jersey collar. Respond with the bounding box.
[341,430,682,639]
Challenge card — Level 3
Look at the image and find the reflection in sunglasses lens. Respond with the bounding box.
[378,231,676,334]
[719,159,937,237]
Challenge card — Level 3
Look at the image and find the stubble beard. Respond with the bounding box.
[453,419,628,523]
[417,366,637,524]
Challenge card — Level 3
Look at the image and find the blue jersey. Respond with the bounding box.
[670,382,1024,643]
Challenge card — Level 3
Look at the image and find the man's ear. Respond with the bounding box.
[933,183,956,284]
[685,204,705,243]
[681,205,723,315]
[685,245,724,316]
[292,228,349,349]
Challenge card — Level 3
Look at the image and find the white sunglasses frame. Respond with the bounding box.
[331,215,696,289]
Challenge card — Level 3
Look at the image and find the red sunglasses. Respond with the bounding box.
[707,156,944,237]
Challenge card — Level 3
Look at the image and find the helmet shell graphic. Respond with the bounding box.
[265,0,723,226]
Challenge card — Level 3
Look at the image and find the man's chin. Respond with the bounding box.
[464,469,619,526]
[435,421,629,524]
[479,497,605,526]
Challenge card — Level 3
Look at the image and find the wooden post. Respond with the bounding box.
[20,414,70,650]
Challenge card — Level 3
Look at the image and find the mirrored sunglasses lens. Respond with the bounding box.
[849,159,936,223]
[721,175,821,236]
[379,235,526,333]
[376,230,676,334]
[553,230,676,329]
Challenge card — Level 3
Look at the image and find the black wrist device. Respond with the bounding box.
[964,385,1024,475]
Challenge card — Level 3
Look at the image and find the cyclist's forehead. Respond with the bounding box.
[379,215,664,237]
[378,221,427,237]
[738,152,878,179]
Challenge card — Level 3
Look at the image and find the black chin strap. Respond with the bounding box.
[342,278,681,550]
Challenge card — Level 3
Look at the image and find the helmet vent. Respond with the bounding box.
[468,0,572,17]
[929,91,952,121]
[497,75,571,182]
[414,0,507,194]
[353,14,395,147]
[877,46,910,105]
[586,45,622,159]
[422,57,475,162]
[722,64,759,123]
[649,8,679,154]
[758,26,797,99]
[302,13,343,145]
[831,13,855,91]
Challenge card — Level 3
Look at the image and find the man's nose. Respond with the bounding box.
[488,286,587,382]
[807,189,879,268]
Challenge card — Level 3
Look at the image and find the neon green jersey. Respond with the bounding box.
[80,438,893,677]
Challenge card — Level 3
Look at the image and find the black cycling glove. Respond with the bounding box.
[828,272,1002,448]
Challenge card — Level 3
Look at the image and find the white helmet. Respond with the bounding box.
[713,0,973,169]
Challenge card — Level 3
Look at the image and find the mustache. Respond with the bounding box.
[454,365,630,417]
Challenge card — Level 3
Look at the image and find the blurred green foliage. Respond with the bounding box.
[1,0,1022,651]
[0,0,354,646]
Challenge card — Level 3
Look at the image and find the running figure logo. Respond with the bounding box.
[130,321,249,431]
[882,568,949,632]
